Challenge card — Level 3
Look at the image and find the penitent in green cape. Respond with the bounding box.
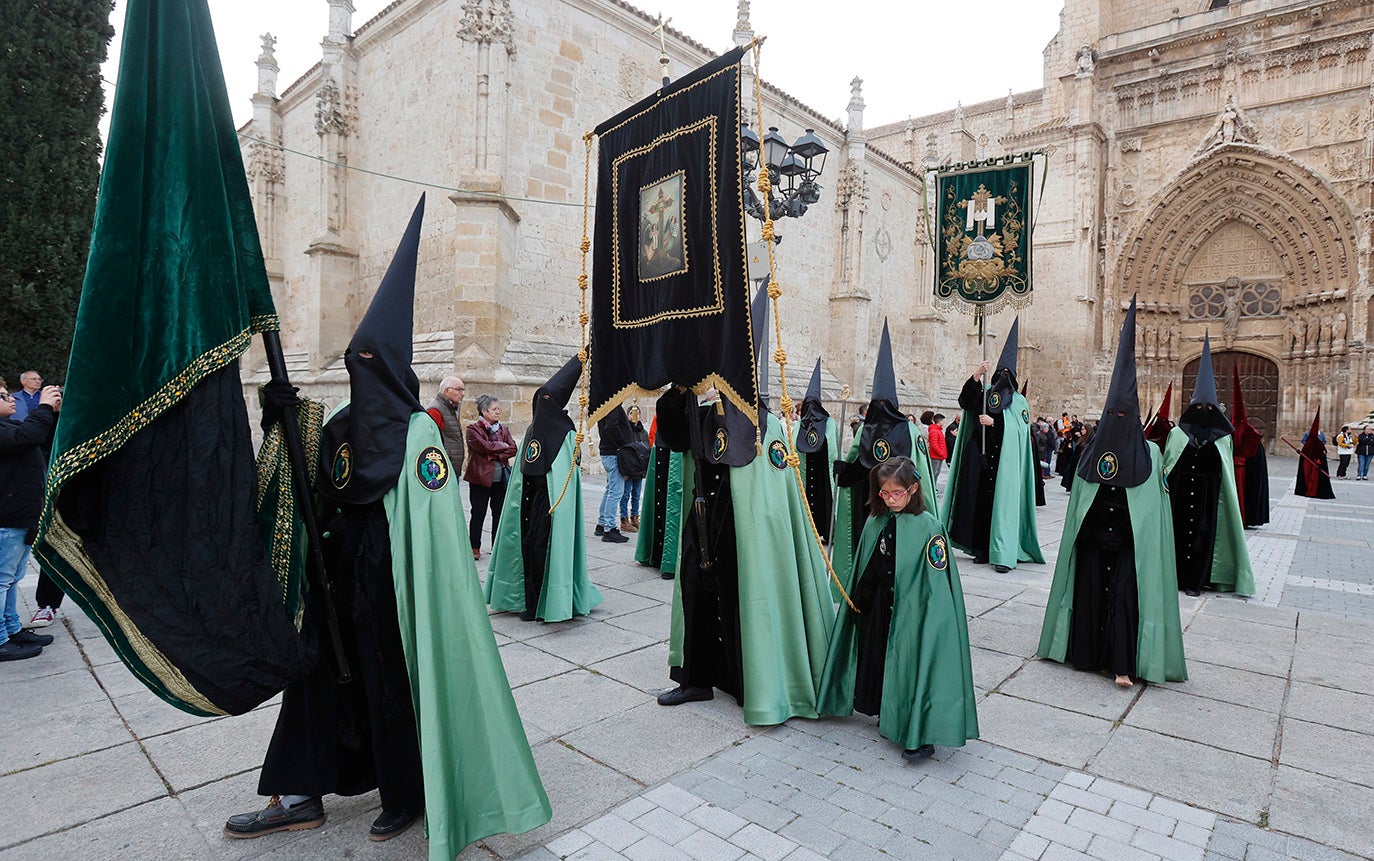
[635,444,683,574]
[793,414,840,541]
[1037,443,1188,684]
[486,429,602,620]
[385,412,552,857]
[943,388,1043,568]
[1163,428,1254,595]
[818,511,979,749]
[667,413,836,726]
[834,422,938,594]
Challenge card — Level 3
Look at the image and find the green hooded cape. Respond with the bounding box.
[1163,428,1254,595]
[384,413,552,857]
[486,430,602,621]
[942,391,1044,568]
[817,511,979,749]
[1037,444,1188,684]
[634,446,683,573]
[667,413,836,726]
[833,422,939,596]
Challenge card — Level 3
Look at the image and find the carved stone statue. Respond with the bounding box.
[1201,95,1258,152]
[1221,276,1241,344]
[1076,44,1095,76]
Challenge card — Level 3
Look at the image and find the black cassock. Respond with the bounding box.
[802,441,834,545]
[257,502,424,811]
[1066,486,1139,678]
[519,474,553,618]
[1169,444,1223,592]
[949,377,1003,560]
[852,517,897,716]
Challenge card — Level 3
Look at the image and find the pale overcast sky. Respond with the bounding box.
[101,0,1064,133]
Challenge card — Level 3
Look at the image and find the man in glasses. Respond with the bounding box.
[1,382,63,661]
[427,375,468,480]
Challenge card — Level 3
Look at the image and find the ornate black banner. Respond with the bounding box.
[934,161,1033,312]
[588,46,754,424]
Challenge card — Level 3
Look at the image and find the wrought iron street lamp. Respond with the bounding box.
[741,123,829,223]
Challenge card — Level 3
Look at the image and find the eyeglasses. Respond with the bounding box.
[0,392,10,401]
[878,487,913,500]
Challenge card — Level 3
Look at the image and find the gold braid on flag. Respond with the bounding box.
[751,40,857,614]
[551,133,596,514]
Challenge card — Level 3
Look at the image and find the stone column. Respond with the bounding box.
[452,0,519,375]
[304,0,359,371]
[828,78,871,391]
[244,34,286,376]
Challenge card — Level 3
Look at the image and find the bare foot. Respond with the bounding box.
[1115,675,1134,688]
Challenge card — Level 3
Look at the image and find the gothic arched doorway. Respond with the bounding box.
[1182,351,1278,441]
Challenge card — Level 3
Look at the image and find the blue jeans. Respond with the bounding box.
[599,455,625,529]
[0,528,33,645]
[1359,453,1373,479]
[620,477,643,519]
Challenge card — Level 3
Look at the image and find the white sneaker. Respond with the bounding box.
[28,607,55,628]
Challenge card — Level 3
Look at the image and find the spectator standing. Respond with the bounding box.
[1,383,63,661]
[923,411,948,486]
[426,376,467,478]
[619,405,650,533]
[1356,426,1374,480]
[946,416,960,453]
[9,371,43,422]
[1335,426,1355,479]
[464,395,517,559]
[595,405,633,543]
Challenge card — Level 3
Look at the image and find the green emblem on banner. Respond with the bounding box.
[934,161,1033,312]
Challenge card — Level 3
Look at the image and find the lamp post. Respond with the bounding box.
[741,124,829,224]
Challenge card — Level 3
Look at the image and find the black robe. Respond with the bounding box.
[519,475,553,618]
[948,378,1003,560]
[1066,486,1139,678]
[802,439,835,545]
[642,444,675,567]
[258,501,424,811]
[1169,444,1223,592]
[851,517,896,716]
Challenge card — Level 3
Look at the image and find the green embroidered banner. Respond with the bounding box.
[934,162,1033,312]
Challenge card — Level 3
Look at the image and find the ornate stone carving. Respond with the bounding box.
[735,0,750,32]
[1075,44,1096,77]
[835,161,868,211]
[1199,95,1258,153]
[315,80,351,136]
[246,138,285,184]
[458,0,516,55]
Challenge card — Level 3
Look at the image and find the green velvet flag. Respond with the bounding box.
[32,0,310,717]
[934,162,1033,312]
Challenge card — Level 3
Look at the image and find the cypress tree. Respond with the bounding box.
[0,1,114,385]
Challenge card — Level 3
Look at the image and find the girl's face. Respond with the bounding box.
[878,477,917,512]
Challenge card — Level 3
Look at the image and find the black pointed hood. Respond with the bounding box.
[857,319,911,468]
[986,317,1019,414]
[319,195,426,503]
[1179,333,1233,446]
[796,357,831,454]
[1078,294,1152,488]
[522,355,582,475]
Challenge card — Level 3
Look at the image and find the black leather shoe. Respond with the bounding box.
[369,808,421,842]
[660,570,674,580]
[519,609,537,622]
[1185,589,1201,597]
[656,685,713,706]
[993,565,1011,574]
[973,555,988,564]
[901,744,935,762]
[594,524,605,536]
[10,629,53,647]
[224,796,325,839]
[602,528,629,544]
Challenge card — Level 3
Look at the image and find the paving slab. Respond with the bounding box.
[1125,686,1280,760]
[1156,659,1290,713]
[1197,598,1298,629]
[1088,726,1270,821]
[1278,718,1374,790]
[971,646,1027,693]
[0,796,211,861]
[1268,766,1374,859]
[977,693,1114,770]
[499,641,580,689]
[512,669,654,740]
[562,701,749,785]
[0,692,133,775]
[1183,630,1295,679]
[603,603,673,639]
[1284,681,1374,735]
[588,641,672,694]
[524,619,660,666]
[967,617,1041,659]
[1290,630,1374,693]
[140,705,280,793]
[996,659,1140,721]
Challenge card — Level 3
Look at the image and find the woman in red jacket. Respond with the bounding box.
[464,394,517,560]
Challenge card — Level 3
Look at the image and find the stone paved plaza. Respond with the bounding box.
[3,455,1372,860]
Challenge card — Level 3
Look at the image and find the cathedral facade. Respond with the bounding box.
[242,0,1374,441]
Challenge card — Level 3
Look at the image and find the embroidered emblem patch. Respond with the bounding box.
[1021,408,1030,423]
[927,534,949,571]
[331,443,352,489]
[988,390,1002,410]
[524,439,542,463]
[1097,452,1119,481]
[713,428,728,461]
[416,446,449,491]
[873,438,891,462]
[806,428,819,448]
[917,436,929,455]
[768,439,788,470]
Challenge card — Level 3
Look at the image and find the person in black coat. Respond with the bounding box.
[595,405,634,543]
[0,383,63,661]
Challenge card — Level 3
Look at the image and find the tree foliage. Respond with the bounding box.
[0,1,114,386]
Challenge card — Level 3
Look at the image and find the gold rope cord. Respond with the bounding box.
[751,41,858,614]
[550,132,596,515]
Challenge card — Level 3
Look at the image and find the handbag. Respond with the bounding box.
[617,441,651,479]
